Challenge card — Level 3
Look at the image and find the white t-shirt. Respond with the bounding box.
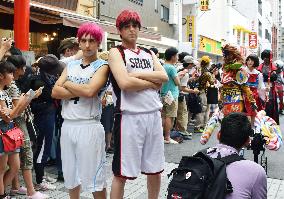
[60,55,76,65]
[180,73,189,94]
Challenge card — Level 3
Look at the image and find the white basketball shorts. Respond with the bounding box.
[61,119,107,192]
[112,111,165,179]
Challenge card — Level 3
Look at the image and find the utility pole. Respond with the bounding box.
[178,0,183,44]
[97,0,101,20]
[14,0,30,51]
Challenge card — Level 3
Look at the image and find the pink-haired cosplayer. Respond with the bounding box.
[77,22,104,43]
[200,110,282,151]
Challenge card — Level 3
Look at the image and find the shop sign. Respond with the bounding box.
[186,16,195,48]
[199,36,222,55]
[249,32,257,49]
[200,0,209,11]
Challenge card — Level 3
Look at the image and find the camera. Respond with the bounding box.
[210,63,222,72]
[248,131,267,173]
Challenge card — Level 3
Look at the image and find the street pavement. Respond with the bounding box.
[165,115,284,179]
[12,115,284,198]
[13,155,284,199]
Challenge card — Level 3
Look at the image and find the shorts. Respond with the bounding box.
[61,119,107,192]
[162,98,178,118]
[112,111,165,179]
[14,117,33,170]
[101,104,114,133]
[176,99,188,132]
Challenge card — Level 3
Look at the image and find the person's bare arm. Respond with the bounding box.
[52,68,76,100]
[63,65,109,98]
[0,38,12,61]
[0,93,30,122]
[108,48,160,91]
[173,76,181,87]
[180,86,199,94]
[129,51,168,83]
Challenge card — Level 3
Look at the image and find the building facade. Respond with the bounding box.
[0,0,181,56]
[280,27,284,60]
[234,0,281,59]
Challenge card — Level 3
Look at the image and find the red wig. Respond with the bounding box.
[77,22,103,44]
[116,10,141,30]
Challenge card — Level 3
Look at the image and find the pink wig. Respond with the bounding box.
[77,22,103,44]
[116,10,141,30]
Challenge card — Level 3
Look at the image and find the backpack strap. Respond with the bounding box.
[200,148,244,165]
[116,45,126,65]
[199,147,217,155]
[220,153,245,165]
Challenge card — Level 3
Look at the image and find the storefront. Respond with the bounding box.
[0,0,78,57]
[197,35,222,63]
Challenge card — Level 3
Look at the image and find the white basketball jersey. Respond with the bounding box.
[61,59,107,120]
[112,47,162,113]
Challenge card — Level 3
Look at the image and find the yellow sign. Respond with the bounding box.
[200,0,209,11]
[186,16,195,48]
[199,36,222,55]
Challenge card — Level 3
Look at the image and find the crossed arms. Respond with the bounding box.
[108,48,169,92]
[52,65,109,100]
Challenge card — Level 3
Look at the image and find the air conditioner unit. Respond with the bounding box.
[169,2,179,25]
[183,0,197,4]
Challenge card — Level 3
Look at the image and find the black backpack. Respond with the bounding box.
[167,149,244,199]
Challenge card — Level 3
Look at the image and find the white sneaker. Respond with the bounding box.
[34,181,56,191]
[164,139,179,144]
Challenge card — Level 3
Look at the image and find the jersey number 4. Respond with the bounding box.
[71,97,80,104]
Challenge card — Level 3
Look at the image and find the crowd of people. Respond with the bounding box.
[0,9,282,199]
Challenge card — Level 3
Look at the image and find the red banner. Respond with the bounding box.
[249,32,257,49]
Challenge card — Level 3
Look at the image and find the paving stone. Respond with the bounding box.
[11,156,284,199]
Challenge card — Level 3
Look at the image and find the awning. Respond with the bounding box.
[0,2,62,24]
[106,33,177,52]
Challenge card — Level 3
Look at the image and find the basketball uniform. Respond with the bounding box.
[61,59,107,192]
[111,46,165,178]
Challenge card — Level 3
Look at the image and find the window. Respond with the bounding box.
[265,29,271,42]
[258,20,262,38]
[161,5,169,22]
[237,31,241,45]
[242,32,246,46]
[154,0,158,12]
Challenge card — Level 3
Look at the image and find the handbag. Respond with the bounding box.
[187,93,202,114]
[207,87,218,104]
[1,126,24,153]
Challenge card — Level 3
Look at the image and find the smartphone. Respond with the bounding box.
[38,86,44,93]
[25,89,36,101]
